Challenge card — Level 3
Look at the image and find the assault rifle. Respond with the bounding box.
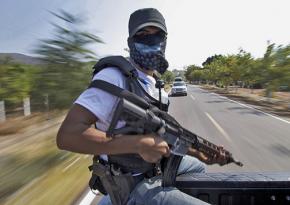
[107,98,243,186]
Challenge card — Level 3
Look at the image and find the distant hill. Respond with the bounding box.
[0,53,43,65]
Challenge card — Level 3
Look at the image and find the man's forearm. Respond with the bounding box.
[57,124,139,156]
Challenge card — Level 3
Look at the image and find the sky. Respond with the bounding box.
[0,0,289,69]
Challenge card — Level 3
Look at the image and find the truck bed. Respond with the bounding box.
[176,172,290,205]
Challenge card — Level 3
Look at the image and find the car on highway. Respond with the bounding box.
[174,77,183,82]
[170,81,187,96]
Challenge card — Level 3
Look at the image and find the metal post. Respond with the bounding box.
[0,101,6,122]
[44,94,49,120]
[23,97,31,116]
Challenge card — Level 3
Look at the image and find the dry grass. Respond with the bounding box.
[0,110,66,136]
[3,154,91,205]
[0,111,93,205]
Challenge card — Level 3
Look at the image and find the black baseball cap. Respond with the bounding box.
[128,8,167,38]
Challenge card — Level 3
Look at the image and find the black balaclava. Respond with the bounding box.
[128,8,169,74]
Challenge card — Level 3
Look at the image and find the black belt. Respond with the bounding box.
[98,157,155,183]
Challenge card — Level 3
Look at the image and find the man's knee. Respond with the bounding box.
[98,195,112,205]
[178,155,206,175]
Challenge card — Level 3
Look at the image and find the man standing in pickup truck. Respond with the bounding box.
[57,8,225,205]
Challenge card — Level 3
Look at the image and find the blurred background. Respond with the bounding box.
[0,0,289,204]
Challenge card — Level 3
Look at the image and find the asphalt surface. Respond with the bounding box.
[77,85,290,204]
[169,85,290,172]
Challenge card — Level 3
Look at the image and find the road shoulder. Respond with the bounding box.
[196,84,290,121]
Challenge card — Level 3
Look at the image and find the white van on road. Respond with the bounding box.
[170,81,187,96]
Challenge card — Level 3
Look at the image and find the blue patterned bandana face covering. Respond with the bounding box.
[128,34,169,74]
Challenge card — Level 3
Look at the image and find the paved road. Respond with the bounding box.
[169,85,290,172]
[77,85,290,204]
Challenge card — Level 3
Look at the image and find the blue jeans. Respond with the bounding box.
[98,155,209,205]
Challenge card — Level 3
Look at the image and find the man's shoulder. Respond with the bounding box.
[92,66,125,81]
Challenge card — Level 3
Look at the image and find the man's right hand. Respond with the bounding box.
[135,134,170,163]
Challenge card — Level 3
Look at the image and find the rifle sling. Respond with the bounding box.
[89,79,150,109]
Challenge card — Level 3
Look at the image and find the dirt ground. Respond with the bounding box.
[231,87,290,101]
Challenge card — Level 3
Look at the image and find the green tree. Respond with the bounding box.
[32,11,103,109]
[259,42,290,96]
[0,60,36,105]
[185,65,201,82]
[236,49,254,87]
[189,70,204,83]
[161,70,175,83]
[202,55,223,67]
[202,55,237,89]
[273,44,290,90]
[202,57,222,85]
[34,11,103,65]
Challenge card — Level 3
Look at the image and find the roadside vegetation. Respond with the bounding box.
[181,43,290,115]
[184,43,290,97]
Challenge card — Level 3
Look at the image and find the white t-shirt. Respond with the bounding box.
[75,66,169,133]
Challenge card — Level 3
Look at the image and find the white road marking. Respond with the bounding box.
[62,157,80,172]
[209,92,290,124]
[205,112,232,142]
[190,95,195,100]
[78,189,98,205]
